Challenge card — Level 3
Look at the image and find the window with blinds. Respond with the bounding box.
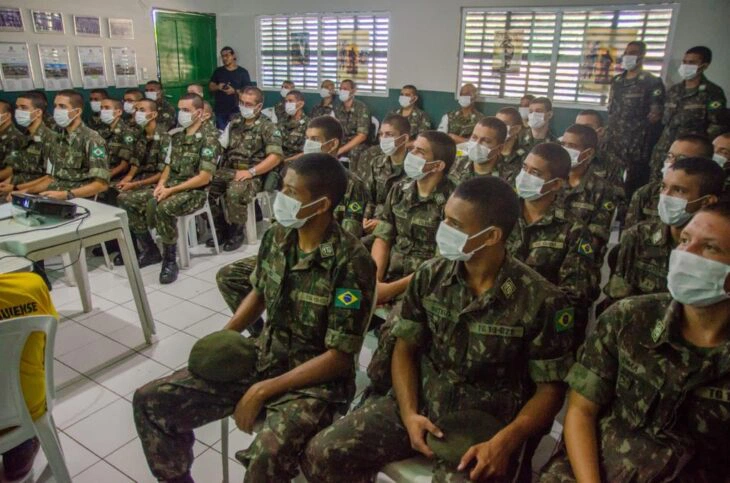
[257,12,390,94]
[458,5,677,106]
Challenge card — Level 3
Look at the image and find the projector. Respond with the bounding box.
[11,193,78,218]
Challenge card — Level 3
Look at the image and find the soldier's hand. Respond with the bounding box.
[234,169,253,182]
[153,184,165,199]
[156,187,173,202]
[458,438,511,481]
[363,218,379,233]
[40,190,68,200]
[376,281,399,305]
[403,413,442,459]
[234,382,268,433]
[0,182,12,195]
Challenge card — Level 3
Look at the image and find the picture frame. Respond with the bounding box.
[73,15,101,37]
[31,10,64,34]
[77,46,107,89]
[0,7,23,32]
[0,42,34,92]
[37,44,72,90]
[110,46,138,88]
[108,17,134,40]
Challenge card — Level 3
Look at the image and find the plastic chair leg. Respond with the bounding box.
[245,203,257,245]
[177,218,191,269]
[205,204,220,254]
[100,243,113,270]
[35,413,72,483]
[221,418,229,483]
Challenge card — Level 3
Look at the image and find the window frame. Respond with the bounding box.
[456,4,680,110]
[255,11,392,98]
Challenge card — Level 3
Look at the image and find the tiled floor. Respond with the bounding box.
[0,229,572,482]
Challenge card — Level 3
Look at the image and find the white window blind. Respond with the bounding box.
[257,12,390,94]
[458,5,677,106]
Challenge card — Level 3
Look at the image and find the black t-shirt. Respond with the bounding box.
[209,65,251,115]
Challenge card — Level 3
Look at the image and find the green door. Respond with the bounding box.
[153,10,217,108]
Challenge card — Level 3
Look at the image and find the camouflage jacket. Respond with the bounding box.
[565,294,730,480]
[388,106,432,139]
[624,180,660,229]
[134,124,172,177]
[100,119,140,170]
[374,176,455,281]
[443,109,484,138]
[157,99,177,131]
[6,122,55,184]
[250,221,376,405]
[48,123,110,188]
[221,113,283,169]
[278,113,310,157]
[310,102,334,119]
[88,112,109,138]
[448,155,506,186]
[391,255,574,423]
[517,128,558,155]
[273,100,286,123]
[334,99,371,143]
[0,123,26,169]
[364,153,406,219]
[164,126,219,187]
[501,140,529,184]
[334,172,369,238]
[604,219,672,300]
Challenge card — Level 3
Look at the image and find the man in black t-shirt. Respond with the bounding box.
[209,46,252,129]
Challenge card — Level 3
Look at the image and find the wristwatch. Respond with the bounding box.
[66,191,75,200]
[248,167,257,177]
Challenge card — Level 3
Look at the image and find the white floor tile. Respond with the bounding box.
[54,320,103,356]
[190,265,221,284]
[212,422,257,460]
[73,460,134,482]
[158,276,215,300]
[183,312,230,339]
[195,418,228,447]
[122,289,184,314]
[53,360,82,388]
[106,438,209,483]
[65,398,137,458]
[182,257,219,276]
[107,319,177,350]
[139,331,198,369]
[139,267,189,292]
[92,280,135,304]
[57,336,132,375]
[89,353,170,397]
[153,300,215,330]
[49,284,87,307]
[189,286,229,312]
[27,431,101,478]
[85,270,130,294]
[55,295,117,322]
[191,447,246,482]
[53,378,120,429]
[76,305,142,335]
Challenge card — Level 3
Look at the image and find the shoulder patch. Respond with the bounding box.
[554,307,574,333]
[709,100,722,109]
[124,135,134,144]
[603,200,615,211]
[334,288,362,309]
[651,318,666,342]
[500,278,517,299]
[201,147,214,157]
[91,146,106,158]
[653,88,662,96]
[319,242,335,258]
[347,201,363,213]
[577,238,594,257]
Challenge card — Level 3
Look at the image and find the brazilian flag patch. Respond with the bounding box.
[348,201,363,213]
[709,100,722,109]
[555,307,575,333]
[603,201,615,211]
[91,146,106,158]
[334,288,362,310]
[201,147,214,157]
[124,135,134,144]
[577,238,594,257]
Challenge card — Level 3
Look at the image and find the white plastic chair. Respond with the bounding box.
[177,195,220,269]
[0,315,71,483]
[261,107,277,124]
[244,191,274,246]
[379,456,434,482]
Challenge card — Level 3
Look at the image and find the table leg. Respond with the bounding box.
[116,225,156,343]
[62,253,76,286]
[69,247,92,312]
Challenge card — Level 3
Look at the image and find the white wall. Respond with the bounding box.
[0,0,224,89]
[217,0,730,95]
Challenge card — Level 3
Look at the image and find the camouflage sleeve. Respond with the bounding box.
[391,262,430,347]
[558,222,600,307]
[706,88,728,140]
[158,138,172,172]
[341,176,367,237]
[363,161,377,219]
[129,133,146,167]
[263,121,284,157]
[527,291,575,383]
[416,110,432,135]
[197,132,220,176]
[372,182,398,243]
[603,225,638,300]
[565,300,624,405]
[606,76,618,115]
[649,76,665,113]
[356,103,371,136]
[588,186,620,243]
[116,129,136,162]
[326,248,376,354]
[249,228,274,294]
[86,136,110,183]
[624,188,643,229]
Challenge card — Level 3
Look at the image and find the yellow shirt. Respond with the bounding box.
[0,272,58,420]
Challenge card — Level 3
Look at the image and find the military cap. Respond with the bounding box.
[427,410,505,466]
[188,330,257,382]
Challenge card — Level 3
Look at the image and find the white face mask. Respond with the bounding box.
[100,109,117,125]
[712,153,727,167]
[285,102,298,116]
[564,147,582,167]
[145,91,159,101]
[280,88,291,98]
[178,110,197,128]
[53,108,77,128]
[678,63,699,81]
[15,109,35,128]
[403,152,436,181]
[398,95,412,108]
[436,222,492,261]
[239,104,257,120]
[303,139,326,154]
[319,88,332,99]
[658,193,699,227]
[135,111,151,128]
[458,95,472,108]
[515,169,547,201]
[528,112,546,129]
[338,90,351,103]
[518,107,530,121]
[621,55,638,71]
[466,141,491,164]
[124,102,136,114]
[273,191,325,229]
[667,249,730,307]
[90,101,102,113]
[380,134,405,156]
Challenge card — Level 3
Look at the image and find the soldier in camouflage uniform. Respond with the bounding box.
[625,134,713,229]
[311,79,336,118]
[518,97,558,156]
[279,90,309,160]
[122,88,145,126]
[508,143,600,344]
[303,177,575,483]
[94,98,139,205]
[87,88,110,136]
[209,86,283,251]
[540,204,730,482]
[448,116,508,185]
[388,85,432,144]
[272,80,295,123]
[145,80,177,131]
[574,109,624,189]
[438,83,485,145]
[121,93,219,284]
[333,79,371,177]
[134,154,376,483]
[496,107,529,184]
[0,99,26,183]
[649,46,727,179]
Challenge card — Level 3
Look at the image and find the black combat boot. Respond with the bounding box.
[137,232,162,268]
[206,222,228,248]
[159,243,179,284]
[223,224,245,251]
[113,233,140,266]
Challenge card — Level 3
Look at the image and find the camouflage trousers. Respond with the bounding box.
[133,368,337,482]
[47,180,84,192]
[117,188,205,244]
[362,301,403,400]
[209,168,262,226]
[216,255,257,313]
[302,394,473,482]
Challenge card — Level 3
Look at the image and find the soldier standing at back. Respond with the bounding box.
[144,80,177,131]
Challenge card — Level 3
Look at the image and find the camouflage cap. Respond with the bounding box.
[427,410,505,466]
[188,330,257,383]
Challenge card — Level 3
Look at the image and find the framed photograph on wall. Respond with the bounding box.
[108,18,133,39]
[38,45,72,90]
[110,46,138,88]
[73,15,101,37]
[0,42,34,91]
[77,46,107,88]
[31,10,64,34]
[0,7,23,32]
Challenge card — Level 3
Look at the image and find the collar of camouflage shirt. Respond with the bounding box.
[442,254,521,311]
[277,221,341,271]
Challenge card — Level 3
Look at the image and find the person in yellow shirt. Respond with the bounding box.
[0,272,57,481]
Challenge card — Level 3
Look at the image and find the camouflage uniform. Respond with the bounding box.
[373,177,455,281]
[278,113,309,157]
[88,112,109,137]
[156,98,177,131]
[310,102,334,119]
[441,109,484,138]
[47,123,109,191]
[5,123,55,185]
[517,129,558,155]
[335,172,368,238]
[210,114,283,226]
[540,294,730,482]
[303,255,575,482]
[448,155,506,186]
[100,119,139,179]
[121,127,218,243]
[273,100,286,123]
[624,180,660,229]
[133,221,376,482]
[0,123,25,169]
[501,141,529,184]
[603,219,672,302]
[334,99,371,177]
[363,153,406,219]
[388,106,432,139]
[649,76,727,177]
